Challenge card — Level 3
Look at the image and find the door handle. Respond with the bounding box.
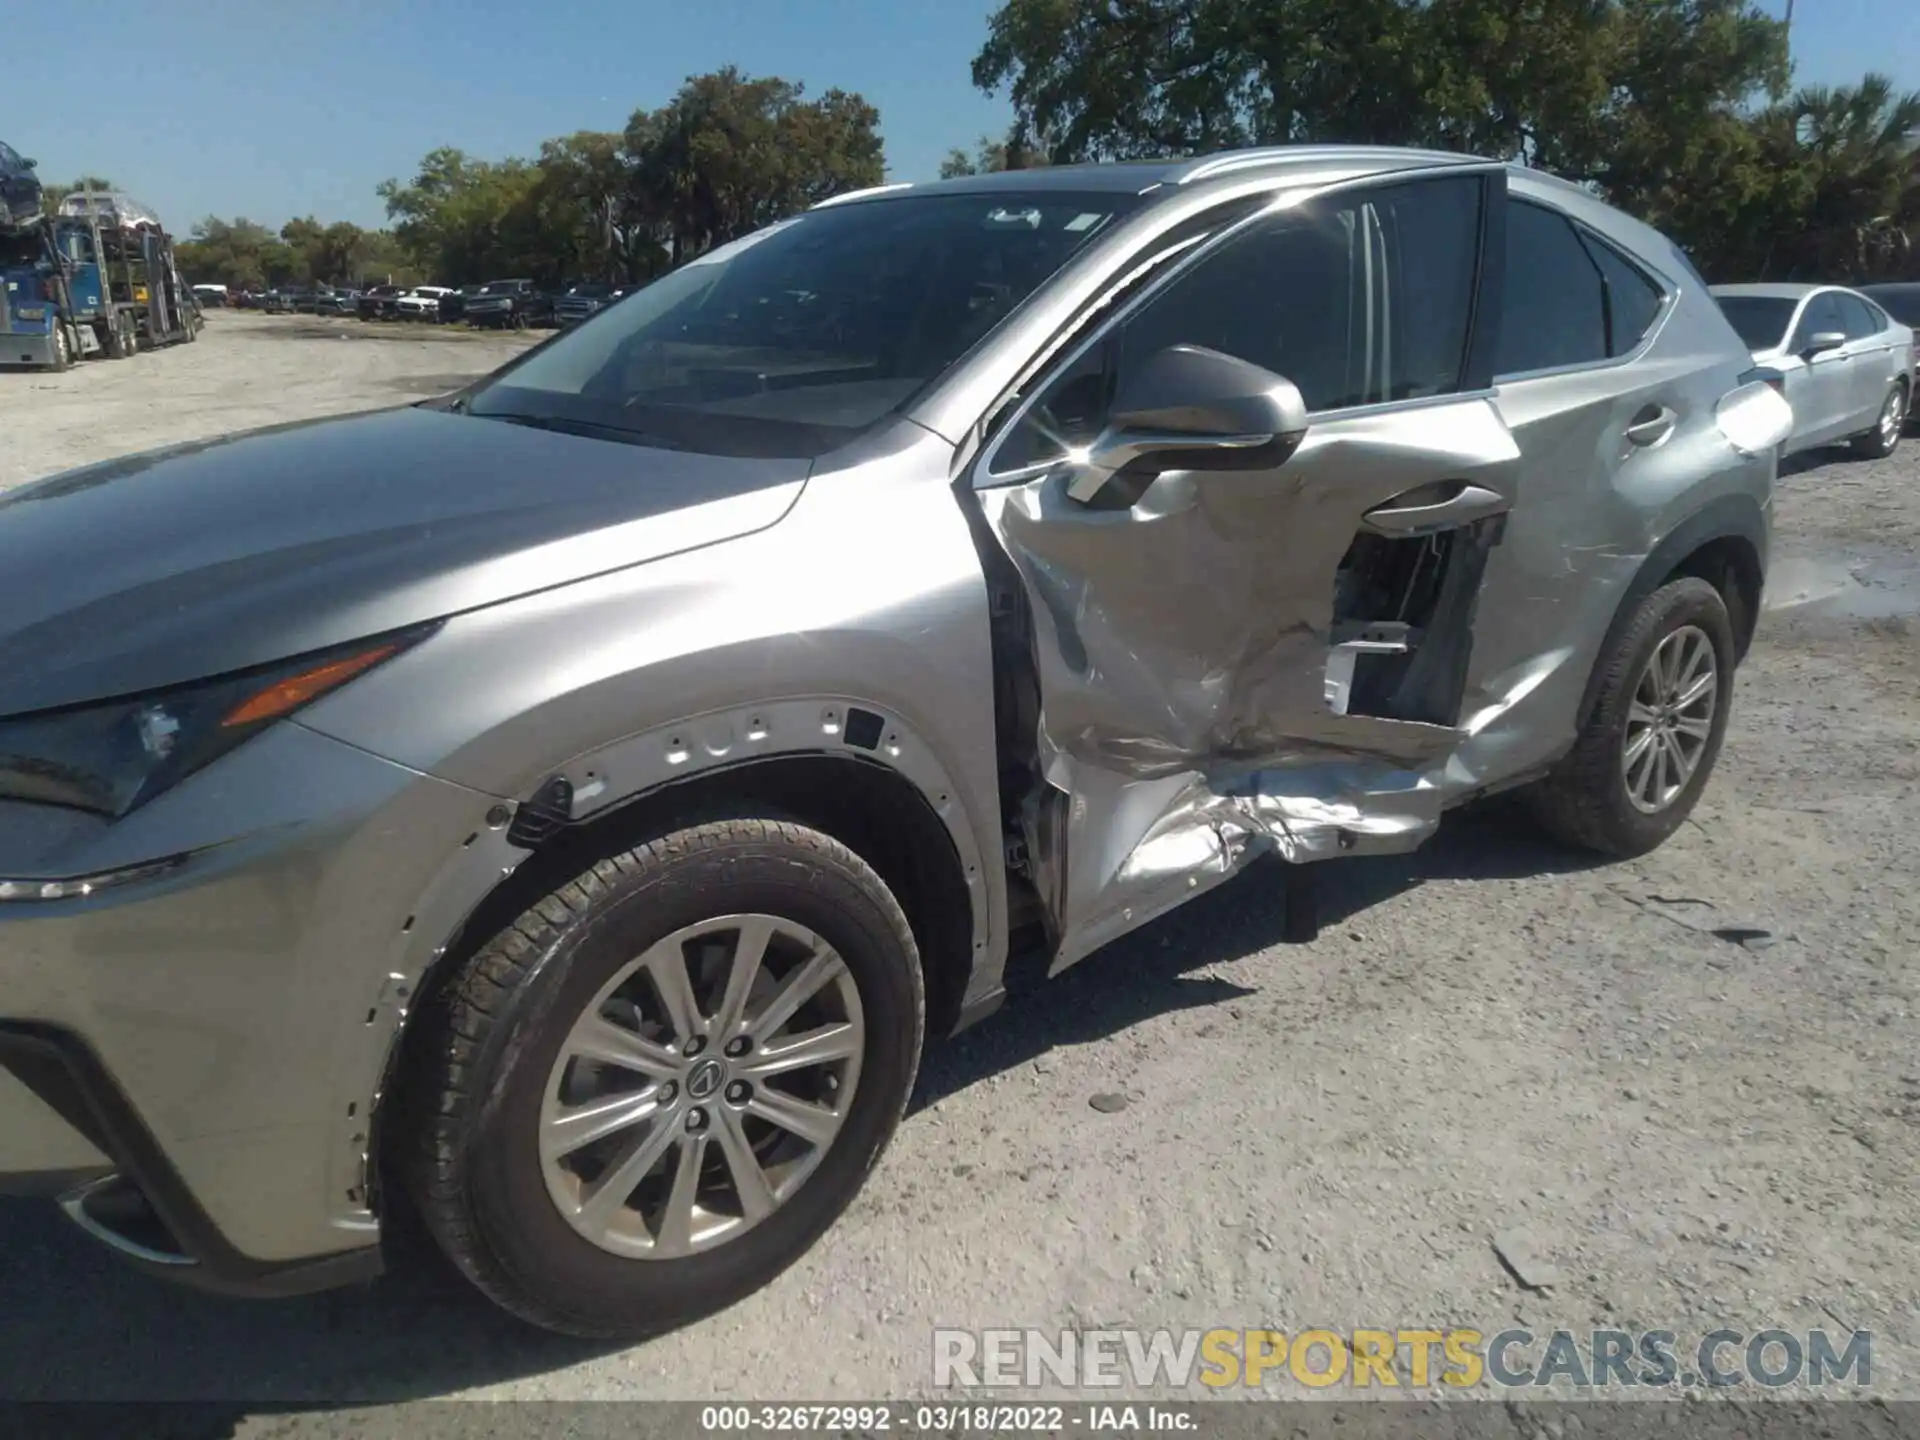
[1360,481,1510,537]
[1624,404,1678,448]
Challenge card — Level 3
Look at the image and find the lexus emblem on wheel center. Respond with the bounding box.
[687,1058,725,1100]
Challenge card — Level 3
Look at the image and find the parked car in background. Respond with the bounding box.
[191,284,229,308]
[357,283,404,321]
[0,142,44,234]
[1858,283,1920,338]
[438,285,482,325]
[264,286,308,314]
[313,287,361,317]
[463,278,553,329]
[1713,283,1912,458]
[0,147,1787,1342]
[397,285,457,321]
[555,281,626,327]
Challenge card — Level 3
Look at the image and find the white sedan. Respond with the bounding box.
[1712,283,1913,458]
[396,285,457,320]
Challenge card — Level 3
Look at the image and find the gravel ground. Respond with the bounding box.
[0,315,1914,1418]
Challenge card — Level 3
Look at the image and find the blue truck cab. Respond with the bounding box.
[0,226,68,367]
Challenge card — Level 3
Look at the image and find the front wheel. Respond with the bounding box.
[1524,577,1735,857]
[400,817,925,1338]
[1853,382,1907,459]
[44,321,71,372]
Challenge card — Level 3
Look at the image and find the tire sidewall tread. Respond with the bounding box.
[401,816,925,1339]
[1527,576,1736,858]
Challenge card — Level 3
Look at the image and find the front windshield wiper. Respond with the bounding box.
[472,410,686,451]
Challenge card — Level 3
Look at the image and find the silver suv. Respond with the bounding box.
[0,147,1786,1338]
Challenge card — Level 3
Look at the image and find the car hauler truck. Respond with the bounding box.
[1,188,198,370]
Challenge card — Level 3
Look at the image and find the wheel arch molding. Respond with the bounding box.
[345,697,1000,1237]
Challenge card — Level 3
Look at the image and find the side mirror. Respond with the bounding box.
[22,157,36,169]
[1065,344,1310,503]
[1803,330,1846,358]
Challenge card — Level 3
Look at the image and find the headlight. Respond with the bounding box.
[0,626,433,818]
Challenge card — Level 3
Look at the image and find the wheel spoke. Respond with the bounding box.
[1630,735,1661,805]
[1623,724,1657,770]
[746,1087,840,1147]
[544,1090,661,1158]
[1674,669,1715,711]
[748,946,846,1043]
[739,1022,860,1080]
[1666,730,1700,786]
[713,1108,776,1220]
[576,1116,679,1232]
[567,1015,682,1078]
[1628,699,1660,728]
[654,1133,708,1256]
[712,917,777,1040]
[1672,714,1713,742]
[1654,732,1677,800]
[644,941,701,1042]
[1651,636,1677,698]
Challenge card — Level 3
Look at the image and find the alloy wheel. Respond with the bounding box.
[1881,388,1907,450]
[1622,624,1718,814]
[538,913,865,1259]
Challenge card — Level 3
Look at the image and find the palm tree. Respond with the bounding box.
[1749,75,1920,278]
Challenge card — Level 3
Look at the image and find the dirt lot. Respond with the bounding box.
[0,314,1915,1417]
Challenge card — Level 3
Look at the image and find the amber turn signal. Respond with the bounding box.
[220,644,399,728]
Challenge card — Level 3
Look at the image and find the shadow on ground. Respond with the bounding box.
[0,805,1600,1407]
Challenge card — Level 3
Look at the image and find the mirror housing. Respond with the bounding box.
[1065,345,1310,503]
[1803,330,1846,358]
[21,157,36,169]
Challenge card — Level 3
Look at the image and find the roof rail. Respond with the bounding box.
[1173,148,1305,184]
[812,182,915,210]
[1174,145,1481,185]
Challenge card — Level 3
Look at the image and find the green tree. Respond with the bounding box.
[174,216,298,288]
[626,67,884,263]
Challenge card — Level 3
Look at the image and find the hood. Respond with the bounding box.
[0,406,809,715]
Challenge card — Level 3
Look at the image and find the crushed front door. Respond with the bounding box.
[970,169,1524,970]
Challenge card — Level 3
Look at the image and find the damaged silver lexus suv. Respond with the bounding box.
[0,148,1786,1337]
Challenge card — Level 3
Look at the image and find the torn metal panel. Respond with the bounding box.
[979,396,1531,964]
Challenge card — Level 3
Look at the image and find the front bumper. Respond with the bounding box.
[0,331,57,368]
[0,721,509,1295]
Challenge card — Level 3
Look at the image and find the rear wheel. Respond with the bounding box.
[44,320,70,372]
[400,816,925,1339]
[1853,381,1907,459]
[103,313,131,358]
[1525,577,1735,857]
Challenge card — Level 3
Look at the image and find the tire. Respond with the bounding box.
[1852,381,1907,459]
[399,816,926,1339]
[44,320,70,373]
[103,314,130,359]
[1524,576,1735,858]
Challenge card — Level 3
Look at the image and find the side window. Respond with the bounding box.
[0,143,18,168]
[1838,294,1881,340]
[990,176,1484,473]
[1578,231,1666,356]
[1791,293,1846,350]
[1495,201,1607,376]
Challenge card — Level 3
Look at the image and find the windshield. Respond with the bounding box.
[1716,295,1797,351]
[466,191,1140,459]
[481,281,524,294]
[569,284,612,298]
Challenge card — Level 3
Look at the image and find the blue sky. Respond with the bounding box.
[6,0,1913,235]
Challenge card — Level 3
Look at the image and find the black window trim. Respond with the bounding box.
[977,164,1504,483]
[1492,199,1677,385]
